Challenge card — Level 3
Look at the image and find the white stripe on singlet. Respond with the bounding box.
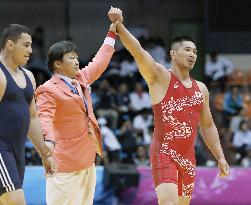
[0,154,15,192]
[0,167,9,192]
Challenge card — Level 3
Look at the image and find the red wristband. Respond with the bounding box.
[107,31,117,39]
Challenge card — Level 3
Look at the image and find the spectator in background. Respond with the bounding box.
[230,108,248,133]
[98,117,121,163]
[119,120,137,163]
[96,79,119,129]
[29,27,47,70]
[129,82,151,113]
[90,84,100,110]
[133,145,150,166]
[148,37,166,64]
[222,86,243,128]
[159,50,171,69]
[116,83,132,125]
[32,27,45,60]
[28,27,51,87]
[29,67,51,87]
[194,135,208,166]
[119,53,137,78]
[146,37,171,69]
[231,120,251,165]
[132,108,153,145]
[205,50,234,92]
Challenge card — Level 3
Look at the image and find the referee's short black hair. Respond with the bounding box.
[47,41,77,72]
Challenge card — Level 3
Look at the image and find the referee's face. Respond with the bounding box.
[60,52,79,78]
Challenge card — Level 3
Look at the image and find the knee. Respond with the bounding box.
[9,198,25,205]
[159,200,178,205]
[1,191,26,205]
[10,196,25,205]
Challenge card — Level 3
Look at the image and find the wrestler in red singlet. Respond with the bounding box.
[107,8,230,204]
[150,70,203,197]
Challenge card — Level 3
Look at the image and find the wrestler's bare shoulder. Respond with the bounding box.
[149,63,171,105]
[195,80,209,104]
[0,69,7,101]
[22,67,36,89]
[195,80,208,94]
[150,63,171,86]
[22,68,34,79]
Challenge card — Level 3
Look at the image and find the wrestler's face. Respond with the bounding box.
[10,33,32,66]
[171,41,197,71]
[59,51,79,78]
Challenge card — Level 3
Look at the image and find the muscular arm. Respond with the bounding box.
[198,82,225,160]
[116,23,160,85]
[25,70,51,157]
[28,98,50,155]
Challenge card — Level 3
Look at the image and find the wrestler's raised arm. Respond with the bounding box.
[108,7,163,85]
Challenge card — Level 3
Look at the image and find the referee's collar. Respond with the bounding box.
[54,73,74,85]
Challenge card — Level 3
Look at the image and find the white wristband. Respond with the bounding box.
[103,37,115,47]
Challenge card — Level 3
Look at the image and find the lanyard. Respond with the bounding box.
[61,78,88,115]
[61,78,92,134]
[61,78,78,94]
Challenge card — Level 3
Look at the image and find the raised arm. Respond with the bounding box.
[77,23,117,85]
[108,7,160,85]
[198,81,229,177]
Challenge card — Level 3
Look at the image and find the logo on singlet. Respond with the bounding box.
[174,82,179,89]
[195,91,203,99]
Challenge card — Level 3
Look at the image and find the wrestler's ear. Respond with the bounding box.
[5,40,15,50]
[170,50,175,59]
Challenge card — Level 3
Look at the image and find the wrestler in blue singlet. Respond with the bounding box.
[0,61,33,195]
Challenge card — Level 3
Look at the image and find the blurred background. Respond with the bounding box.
[1,0,251,204]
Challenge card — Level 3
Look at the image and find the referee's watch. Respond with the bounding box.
[45,140,56,147]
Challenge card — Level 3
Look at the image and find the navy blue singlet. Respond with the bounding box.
[0,61,33,154]
[0,61,34,194]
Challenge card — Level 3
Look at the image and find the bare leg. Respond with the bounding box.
[0,189,26,205]
[155,183,179,205]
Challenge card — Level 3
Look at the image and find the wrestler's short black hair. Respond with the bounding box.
[47,41,78,72]
[171,36,195,50]
[0,24,31,50]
